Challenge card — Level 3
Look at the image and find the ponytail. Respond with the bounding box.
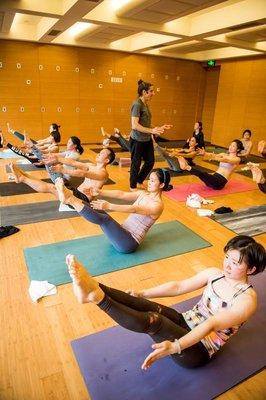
[70,136,84,155]
[137,79,152,96]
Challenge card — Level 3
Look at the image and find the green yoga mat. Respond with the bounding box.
[24,221,211,285]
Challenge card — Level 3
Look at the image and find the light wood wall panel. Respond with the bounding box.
[211,57,266,153]
[0,40,207,145]
[201,67,220,142]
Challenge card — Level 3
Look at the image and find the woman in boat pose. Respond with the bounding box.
[55,168,172,253]
[65,235,265,369]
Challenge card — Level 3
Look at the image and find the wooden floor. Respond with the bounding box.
[1,145,265,400]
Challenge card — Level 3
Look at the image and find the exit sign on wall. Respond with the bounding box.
[207,60,216,67]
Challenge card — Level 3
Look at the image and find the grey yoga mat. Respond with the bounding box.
[210,205,266,236]
[0,177,115,196]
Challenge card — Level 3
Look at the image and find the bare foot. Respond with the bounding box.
[177,156,189,170]
[23,133,33,148]
[9,162,25,183]
[114,128,121,137]
[101,127,110,138]
[66,255,103,303]
[55,177,74,204]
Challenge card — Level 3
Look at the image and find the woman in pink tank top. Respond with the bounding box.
[55,168,172,253]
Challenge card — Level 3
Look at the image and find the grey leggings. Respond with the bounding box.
[110,135,130,152]
[80,204,139,253]
[98,284,210,368]
[14,130,37,144]
[156,145,181,171]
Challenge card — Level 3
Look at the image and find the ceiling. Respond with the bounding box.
[0,0,265,61]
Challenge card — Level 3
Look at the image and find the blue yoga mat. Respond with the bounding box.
[24,221,211,285]
[71,273,265,400]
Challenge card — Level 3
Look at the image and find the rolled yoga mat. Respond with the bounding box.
[210,205,266,237]
[24,221,211,285]
[0,177,115,196]
[164,179,257,202]
[71,273,266,400]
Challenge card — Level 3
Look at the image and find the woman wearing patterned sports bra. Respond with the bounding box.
[55,168,172,253]
[177,140,244,189]
[64,235,265,369]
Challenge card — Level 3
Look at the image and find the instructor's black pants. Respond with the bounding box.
[130,138,154,188]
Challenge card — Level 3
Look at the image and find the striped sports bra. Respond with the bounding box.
[182,274,252,357]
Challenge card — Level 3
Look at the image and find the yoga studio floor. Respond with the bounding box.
[1,144,265,400]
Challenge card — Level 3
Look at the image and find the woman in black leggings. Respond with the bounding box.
[65,235,265,369]
[178,139,244,189]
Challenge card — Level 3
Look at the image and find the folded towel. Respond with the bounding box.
[29,280,57,302]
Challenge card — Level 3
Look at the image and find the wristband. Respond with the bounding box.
[173,339,181,354]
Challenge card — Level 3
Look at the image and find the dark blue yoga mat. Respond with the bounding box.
[71,273,266,400]
[24,221,211,285]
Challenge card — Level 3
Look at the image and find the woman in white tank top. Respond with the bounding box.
[178,139,244,189]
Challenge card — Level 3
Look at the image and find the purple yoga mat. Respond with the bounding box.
[71,274,266,400]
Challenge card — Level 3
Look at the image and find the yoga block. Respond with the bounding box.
[119,157,131,167]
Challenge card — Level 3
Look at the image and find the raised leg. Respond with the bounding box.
[66,255,209,368]
[9,162,56,195]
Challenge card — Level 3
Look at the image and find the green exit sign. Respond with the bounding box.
[207,60,216,67]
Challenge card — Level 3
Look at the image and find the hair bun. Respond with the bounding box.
[164,184,173,192]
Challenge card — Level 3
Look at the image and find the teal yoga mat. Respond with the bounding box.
[24,221,211,285]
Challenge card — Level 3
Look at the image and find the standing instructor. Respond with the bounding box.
[130,79,171,190]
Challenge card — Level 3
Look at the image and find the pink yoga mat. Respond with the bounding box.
[164,179,257,202]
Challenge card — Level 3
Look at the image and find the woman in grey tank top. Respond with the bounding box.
[55,168,172,253]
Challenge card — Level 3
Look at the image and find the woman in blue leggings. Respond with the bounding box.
[55,168,172,253]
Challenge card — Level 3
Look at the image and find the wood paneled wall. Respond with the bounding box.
[211,57,266,153]
[0,40,205,144]
[201,66,220,142]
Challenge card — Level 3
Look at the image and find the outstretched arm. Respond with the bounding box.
[97,188,142,202]
[128,267,219,298]
[36,136,53,145]
[91,198,163,217]
[51,164,107,181]
[171,149,198,158]
[44,154,89,170]
[142,290,257,369]
[199,149,240,164]
[131,116,167,136]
